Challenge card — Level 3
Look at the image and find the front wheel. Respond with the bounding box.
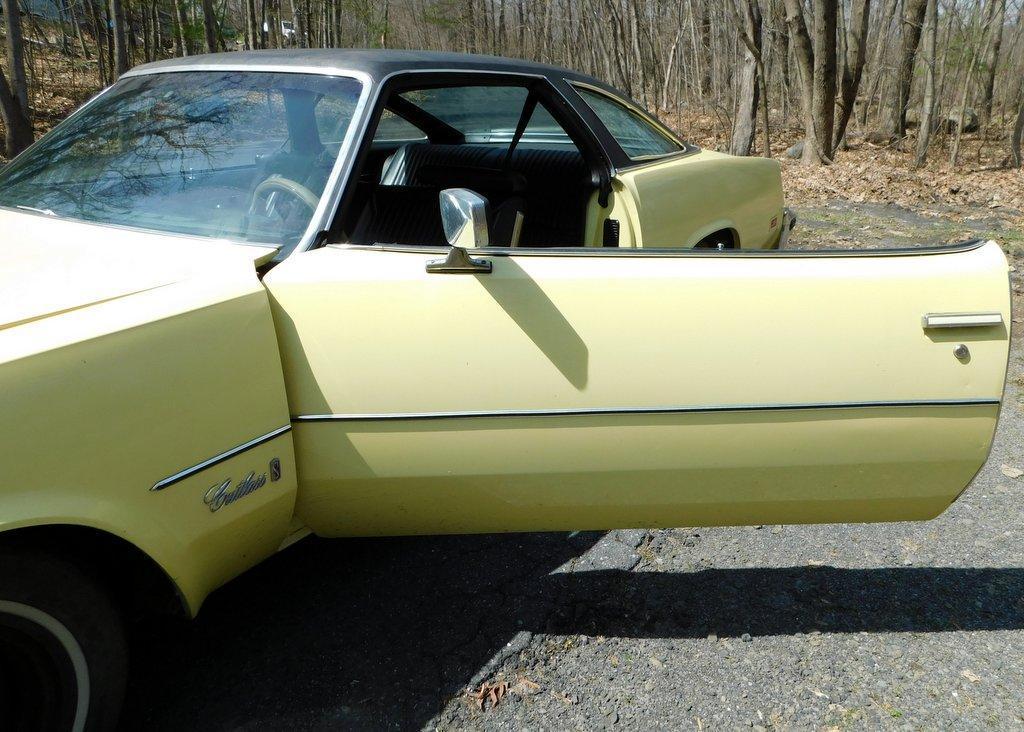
[0,550,127,731]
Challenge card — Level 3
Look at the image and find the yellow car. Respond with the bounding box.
[0,50,1010,729]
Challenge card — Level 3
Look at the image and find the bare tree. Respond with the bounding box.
[979,0,1006,128]
[729,0,769,157]
[0,67,32,156]
[1,0,29,113]
[202,0,220,52]
[783,0,818,162]
[109,0,130,74]
[913,0,938,167]
[882,0,927,142]
[1011,97,1024,167]
[813,0,838,159]
[785,0,838,163]
[833,0,871,149]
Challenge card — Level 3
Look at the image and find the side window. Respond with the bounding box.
[574,86,682,159]
[373,109,427,142]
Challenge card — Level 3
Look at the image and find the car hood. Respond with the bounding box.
[0,209,276,332]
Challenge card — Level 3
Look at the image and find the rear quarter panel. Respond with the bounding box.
[617,150,785,249]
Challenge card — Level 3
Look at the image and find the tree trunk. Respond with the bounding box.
[810,0,838,161]
[291,0,305,47]
[949,15,983,168]
[1,0,30,113]
[0,66,32,156]
[913,0,937,167]
[201,0,219,52]
[174,0,191,55]
[729,0,767,158]
[783,0,820,163]
[68,0,90,60]
[833,0,870,149]
[883,0,927,141]
[979,0,1005,128]
[699,0,712,95]
[858,0,897,127]
[912,0,937,168]
[109,0,129,75]
[1011,97,1024,168]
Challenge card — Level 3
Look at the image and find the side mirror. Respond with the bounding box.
[440,188,489,249]
[426,188,494,274]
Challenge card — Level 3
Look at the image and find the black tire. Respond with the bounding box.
[0,550,127,731]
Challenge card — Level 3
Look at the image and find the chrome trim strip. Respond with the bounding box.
[922,312,1004,329]
[328,238,990,259]
[150,425,291,492]
[292,399,1001,423]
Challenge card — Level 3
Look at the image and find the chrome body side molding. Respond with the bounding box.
[151,425,292,492]
[292,398,1001,423]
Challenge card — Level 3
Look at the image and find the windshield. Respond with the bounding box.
[0,71,362,247]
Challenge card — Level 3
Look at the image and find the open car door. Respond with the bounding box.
[265,240,1010,537]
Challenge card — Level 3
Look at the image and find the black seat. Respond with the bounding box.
[350,185,525,248]
[351,186,448,246]
[379,143,591,246]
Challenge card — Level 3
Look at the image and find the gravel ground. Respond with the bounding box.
[121,203,1023,731]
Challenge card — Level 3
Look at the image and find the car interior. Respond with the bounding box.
[334,81,600,248]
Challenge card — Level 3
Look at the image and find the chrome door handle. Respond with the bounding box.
[922,312,1003,329]
[426,246,492,275]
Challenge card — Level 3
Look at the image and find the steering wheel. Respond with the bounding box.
[248,174,321,217]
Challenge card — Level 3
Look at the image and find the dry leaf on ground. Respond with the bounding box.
[1000,465,1023,479]
[471,680,508,711]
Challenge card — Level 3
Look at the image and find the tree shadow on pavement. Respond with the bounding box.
[121,533,1024,731]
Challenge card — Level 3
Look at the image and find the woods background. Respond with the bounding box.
[1,0,1023,181]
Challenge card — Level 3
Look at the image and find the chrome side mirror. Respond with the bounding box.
[440,188,489,249]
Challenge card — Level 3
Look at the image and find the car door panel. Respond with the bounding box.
[265,241,1010,536]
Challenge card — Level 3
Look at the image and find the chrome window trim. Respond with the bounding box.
[327,238,990,258]
[292,398,1002,423]
[150,424,291,492]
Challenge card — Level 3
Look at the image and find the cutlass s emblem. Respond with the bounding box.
[204,471,267,512]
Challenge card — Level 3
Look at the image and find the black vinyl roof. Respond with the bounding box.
[129,49,617,92]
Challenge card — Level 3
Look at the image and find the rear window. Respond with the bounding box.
[397,85,569,143]
[574,86,682,159]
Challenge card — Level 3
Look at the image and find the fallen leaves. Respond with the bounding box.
[472,680,509,711]
[961,669,982,683]
[1000,464,1023,479]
